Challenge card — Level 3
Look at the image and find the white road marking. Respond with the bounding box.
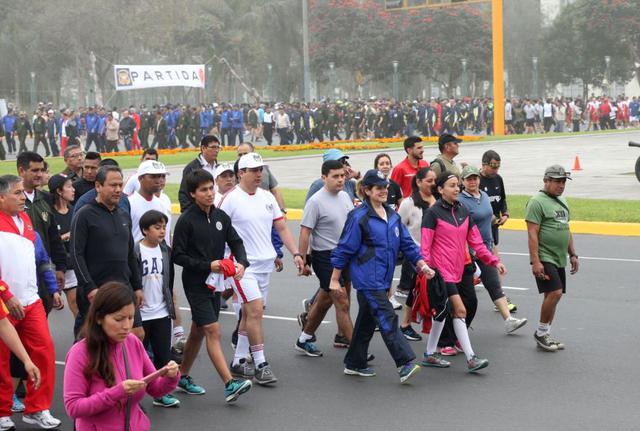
[178,307,330,324]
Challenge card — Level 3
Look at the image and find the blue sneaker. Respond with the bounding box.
[343,366,376,377]
[11,394,25,412]
[398,362,420,384]
[295,340,323,357]
[152,394,180,408]
[224,378,252,403]
[177,375,206,395]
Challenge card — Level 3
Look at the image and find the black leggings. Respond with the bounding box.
[438,265,477,348]
[142,316,172,370]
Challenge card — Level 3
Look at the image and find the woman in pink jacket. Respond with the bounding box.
[420,172,506,373]
[64,282,179,430]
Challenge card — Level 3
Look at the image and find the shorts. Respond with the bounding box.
[311,250,345,292]
[535,262,566,294]
[491,224,500,246]
[64,270,78,291]
[444,282,460,297]
[234,271,271,305]
[630,115,638,122]
[185,287,221,327]
[525,118,535,127]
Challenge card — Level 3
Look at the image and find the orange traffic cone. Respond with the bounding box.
[572,155,582,171]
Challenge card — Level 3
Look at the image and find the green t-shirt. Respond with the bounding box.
[525,191,570,268]
[431,155,460,177]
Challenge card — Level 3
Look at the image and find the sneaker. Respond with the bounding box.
[22,410,62,429]
[454,341,464,353]
[172,336,187,355]
[467,355,489,372]
[177,375,206,395]
[400,325,422,341]
[395,288,409,299]
[0,417,15,431]
[295,340,323,357]
[230,358,255,378]
[439,346,457,356]
[333,334,350,348]
[534,332,559,352]
[506,297,517,313]
[548,335,565,350]
[505,317,528,334]
[254,362,278,385]
[420,353,451,368]
[301,298,312,313]
[11,394,25,413]
[224,378,252,403]
[343,366,376,377]
[389,295,402,310]
[398,362,420,383]
[297,312,308,328]
[153,394,180,408]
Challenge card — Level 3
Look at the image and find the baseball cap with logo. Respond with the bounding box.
[362,169,389,187]
[137,160,169,177]
[544,164,572,180]
[238,152,265,170]
[461,165,481,179]
[214,163,234,179]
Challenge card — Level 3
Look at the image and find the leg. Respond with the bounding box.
[63,288,78,319]
[179,322,205,376]
[201,322,233,383]
[344,291,375,370]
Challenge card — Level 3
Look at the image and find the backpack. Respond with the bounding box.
[431,157,446,174]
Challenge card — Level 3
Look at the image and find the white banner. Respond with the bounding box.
[113,64,205,91]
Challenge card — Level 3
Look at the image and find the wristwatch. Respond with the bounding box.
[281,208,288,214]
[293,253,303,259]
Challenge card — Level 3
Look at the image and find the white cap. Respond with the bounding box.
[137,160,169,177]
[238,152,265,170]
[214,163,234,178]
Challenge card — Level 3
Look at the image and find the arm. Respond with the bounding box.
[225,222,250,269]
[172,218,211,272]
[34,233,59,295]
[47,216,67,272]
[419,210,436,266]
[127,225,142,292]
[568,232,579,274]
[466,223,499,267]
[0,317,39,382]
[526,221,545,278]
[330,210,362,271]
[274,218,301,257]
[178,169,193,212]
[70,210,97,295]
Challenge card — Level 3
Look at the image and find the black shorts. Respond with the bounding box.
[491,224,500,246]
[311,250,346,292]
[133,307,143,328]
[526,118,535,127]
[185,287,221,327]
[535,262,566,294]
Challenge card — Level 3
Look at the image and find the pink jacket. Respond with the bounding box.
[421,199,499,283]
[64,334,179,431]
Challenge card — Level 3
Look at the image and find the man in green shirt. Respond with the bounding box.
[525,165,579,352]
[431,133,462,177]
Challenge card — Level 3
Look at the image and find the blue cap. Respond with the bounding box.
[362,169,389,187]
[323,148,349,162]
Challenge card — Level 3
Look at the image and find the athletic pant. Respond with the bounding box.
[263,123,273,145]
[345,289,415,369]
[142,316,172,370]
[32,133,50,155]
[85,132,103,152]
[0,300,55,416]
[6,135,16,153]
[439,265,477,348]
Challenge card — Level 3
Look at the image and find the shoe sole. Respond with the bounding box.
[439,350,457,356]
[230,370,255,379]
[176,387,206,395]
[468,361,489,372]
[255,377,278,386]
[402,334,422,341]
[420,361,450,368]
[22,417,61,429]
[225,380,252,403]
[343,368,376,377]
[294,344,323,357]
[535,338,559,352]
[506,319,528,334]
[333,342,349,348]
[152,400,181,407]
[400,366,420,384]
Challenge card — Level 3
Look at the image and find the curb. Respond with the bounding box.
[171,204,640,237]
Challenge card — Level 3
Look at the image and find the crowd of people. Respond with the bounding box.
[1,93,636,160]
[0,129,580,429]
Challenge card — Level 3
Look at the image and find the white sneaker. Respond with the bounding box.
[0,416,15,431]
[505,317,527,334]
[389,295,402,310]
[22,409,62,429]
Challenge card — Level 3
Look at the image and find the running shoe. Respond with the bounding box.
[0,417,15,431]
[420,353,451,368]
[230,358,255,379]
[494,298,518,313]
[297,312,308,329]
[400,325,423,341]
[467,355,489,372]
[343,366,376,377]
[153,394,180,408]
[395,288,409,299]
[549,335,565,350]
[398,362,420,384]
[301,298,312,313]
[22,410,62,429]
[454,341,464,353]
[439,346,457,356]
[333,334,350,348]
[254,362,278,385]
[172,336,187,355]
[295,340,323,357]
[534,332,558,352]
[11,394,24,413]
[505,317,528,334]
[224,378,252,403]
[177,375,206,395]
[389,295,402,310]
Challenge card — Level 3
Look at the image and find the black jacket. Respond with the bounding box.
[72,178,95,204]
[70,200,141,314]
[172,204,249,292]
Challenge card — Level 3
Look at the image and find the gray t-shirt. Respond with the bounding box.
[259,165,278,191]
[301,187,354,251]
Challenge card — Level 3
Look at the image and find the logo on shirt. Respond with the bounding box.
[216,221,223,231]
[266,203,274,212]
[395,226,399,237]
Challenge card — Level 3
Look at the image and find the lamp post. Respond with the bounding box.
[392,60,399,100]
[328,62,336,99]
[207,65,213,102]
[532,56,539,98]
[461,58,468,98]
[604,55,611,96]
[30,71,36,109]
[266,63,273,101]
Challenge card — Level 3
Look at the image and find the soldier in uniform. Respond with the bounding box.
[15,111,33,153]
[32,110,51,156]
[188,106,200,148]
[176,105,189,148]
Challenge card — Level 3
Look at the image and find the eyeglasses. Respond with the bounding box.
[204,145,220,150]
[488,163,500,169]
[67,153,85,159]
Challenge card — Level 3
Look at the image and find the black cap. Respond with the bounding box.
[362,169,389,187]
[438,133,462,146]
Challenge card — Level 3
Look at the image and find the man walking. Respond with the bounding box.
[389,136,428,198]
[178,135,219,212]
[525,165,579,352]
[430,133,462,177]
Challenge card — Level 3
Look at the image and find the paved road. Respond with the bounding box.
[23,224,640,431]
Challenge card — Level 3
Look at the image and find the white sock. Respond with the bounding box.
[251,344,266,366]
[172,326,184,340]
[425,319,445,355]
[536,322,550,337]
[232,302,241,320]
[232,331,250,366]
[298,332,313,344]
[452,318,475,361]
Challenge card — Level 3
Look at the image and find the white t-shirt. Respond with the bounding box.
[128,192,172,245]
[24,190,35,203]
[139,243,169,321]
[219,186,283,273]
[12,215,24,235]
[123,174,140,196]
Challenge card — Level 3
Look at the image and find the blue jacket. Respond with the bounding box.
[199,110,210,129]
[220,111,231,129]
[35,232,59,294]
[2,115,16,134]
[85,113,99,134]
[231,109,244,128]
[331,202,421,291]
[97,115,106,134]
